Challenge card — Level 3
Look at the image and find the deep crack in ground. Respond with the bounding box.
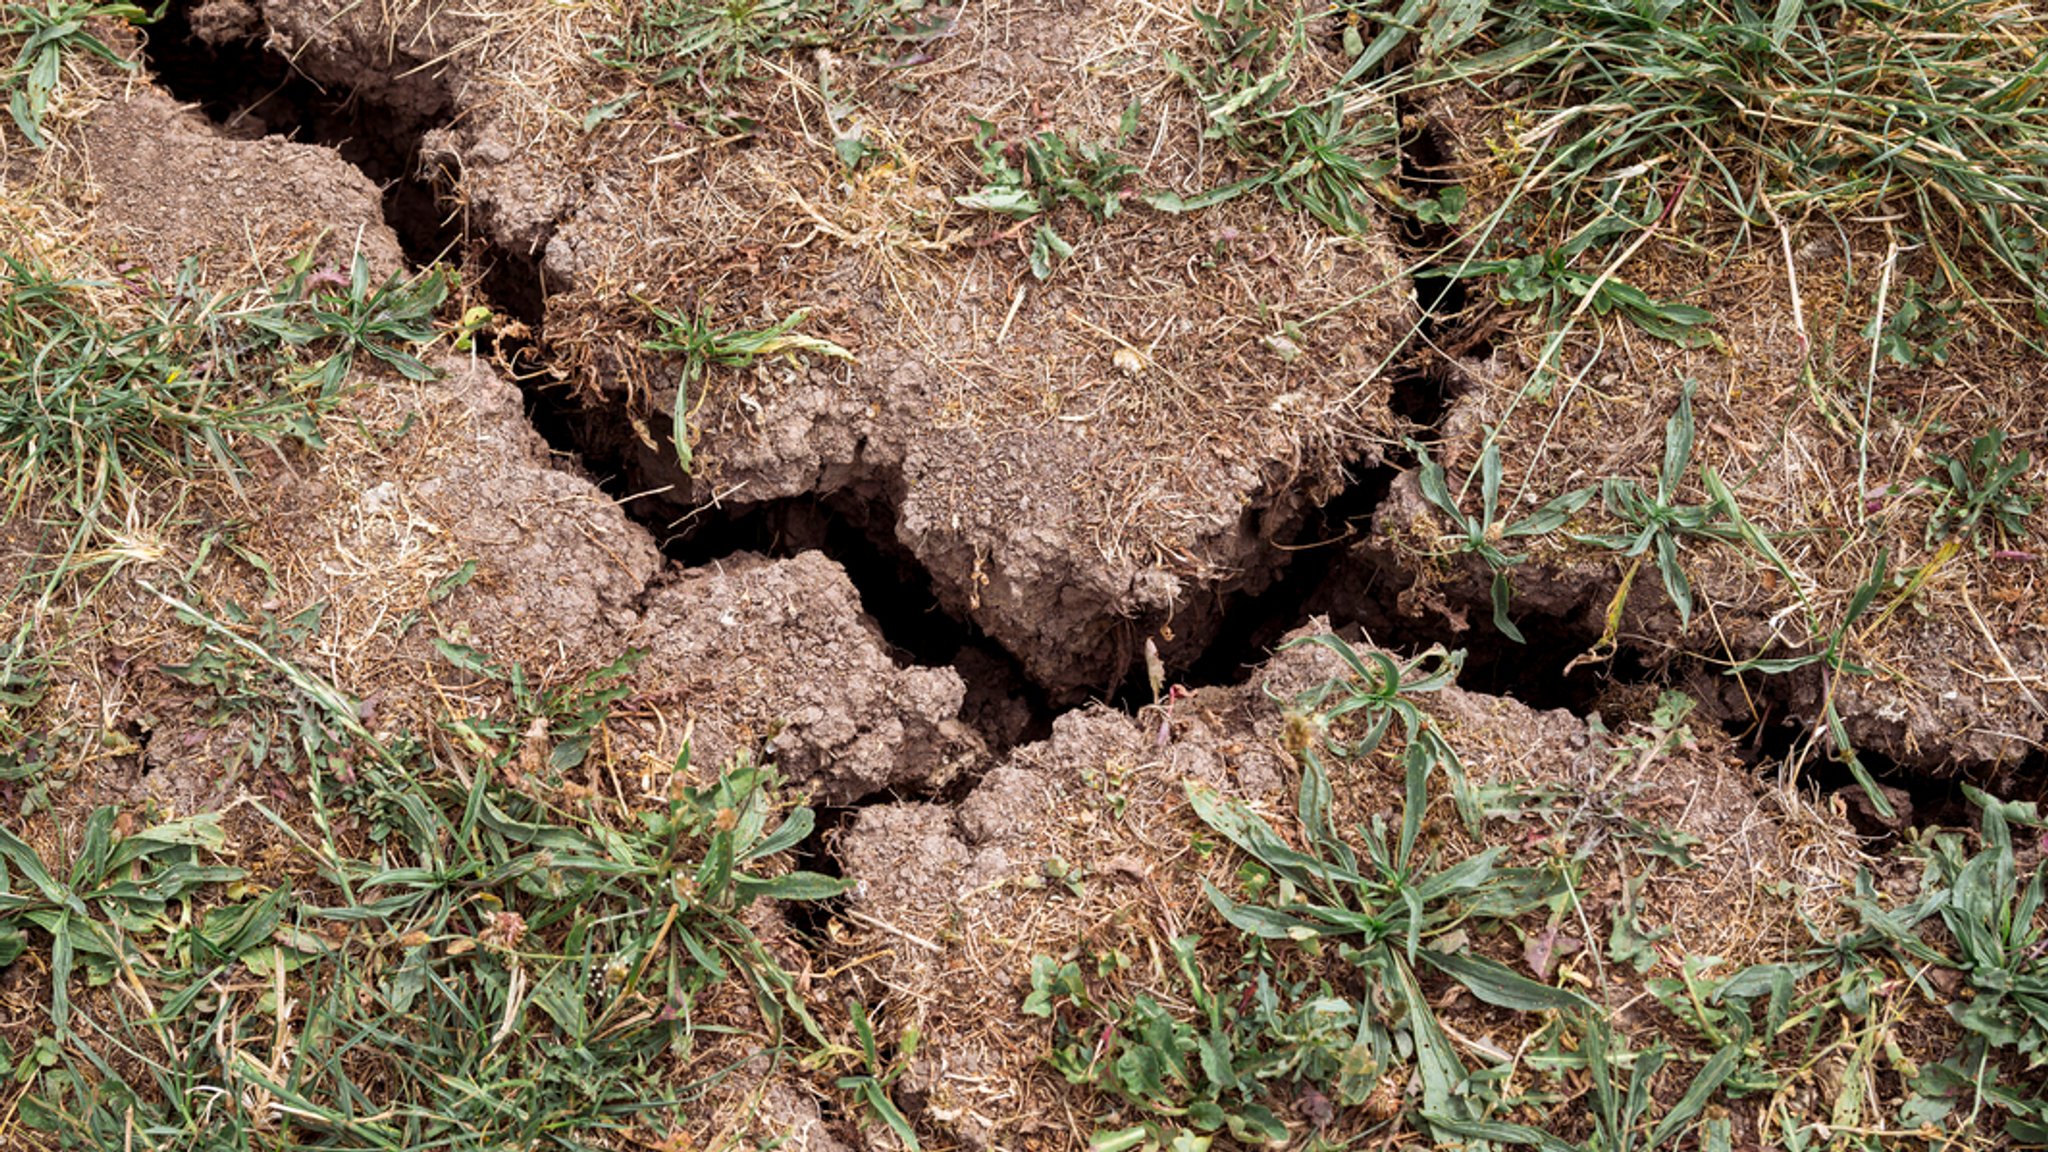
[141,8,2006,836]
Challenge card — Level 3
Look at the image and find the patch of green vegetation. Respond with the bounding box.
[1437,1012,1741,1152]
[157,596,338,776]
[1837,789,2048,1141]
[0,249,447,771]
[1446,211,1719,348]
[1411,436,1593,643]
[1,0,141,148]
[1151,0,1400,235]
[2,256,323,532]
[817,997,923,1149]
[2,626,850,1149]
[0,634,50,768]
[1573,383,1740,627]
[956,113,1141,279]
[1870,272,1971,368]
[1919,428,2034,554]
[248,251,449,394]
[1028,639,2048,1146]
[0,808,241,1044]
[587,0,942,133]
[1420,0,2048,322]
[642,303,852,473]
[1026,635,1577,1149]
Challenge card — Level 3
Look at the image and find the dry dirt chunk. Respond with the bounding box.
[399,356,664,650]
[1382,82,2048,772]
[50,75,665,701]
[65,82,401,276]
[831,632,1866,1148]
[7,82,665,798]
[628,551,977,803]
[283,0,1421,699]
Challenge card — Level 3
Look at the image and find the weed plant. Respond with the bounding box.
[1410,437,1592,643]
[957,114,1141,279]
[2,628,850,1148]
[1026,636,1580,1148]
[1919,429,2034,553]
[1573,383,1741,627]
[1029,640,2048,1144]
[2,0,141,147]
[1152,0,1400,234]
[0,250,446,757]
[642,304,851,473]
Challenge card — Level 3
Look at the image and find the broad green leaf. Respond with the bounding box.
[1480,441,1503,528]
[744,806,815,863]
[1202,881,1322,940]
[1090,1128,1153,1152]
[1661,382,1696,501]
[1419,948,1593,1012]
[957,186,1041,218]
[734,871,855,902]
[0,827,77,913]
[1646,1036,1743,1147]
[1141,174,1271,214]
[1491,570,1525,643]
[1501,487,1595,538]
[1425,1115,1579,1152]
[1415,848,1507,904]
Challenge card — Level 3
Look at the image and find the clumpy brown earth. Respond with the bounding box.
[147,0,2048,770]
[832,635,1879,1148]
[1,1,2045,1149]
[1356,82,2048,775]
[166,0,1421,701]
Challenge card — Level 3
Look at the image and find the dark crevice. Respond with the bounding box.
[785,804,855,942]
[1301,550,1634,715]
[1388,360,1462,430]
[1110,464,1398,709]
[141,0,456,265]
[645,484,1056,752]
[138,4,2028,823]
[1393,102,1483,423]
[141,1,1050,757]
[1718,682,1986,840]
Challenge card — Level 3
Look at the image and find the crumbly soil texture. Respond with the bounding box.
[1,0,2046,1148]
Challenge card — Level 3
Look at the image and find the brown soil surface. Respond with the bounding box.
[183,0,1422,701]
[1,4,2044,1150]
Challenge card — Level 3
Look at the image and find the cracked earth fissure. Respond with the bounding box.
[140,8,1995,831]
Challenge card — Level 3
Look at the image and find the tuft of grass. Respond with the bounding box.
[246,250,449,394]
[586,0,941,133]
[1417,0,2048,322]
[816,998,923,1150]
[1033,638,2048,1147]
[1919,428,2034,554]
[642,303,852,473]
[0,249,448,794]
[1151,0,1400,234]
[1835,788,2048,1140]
[1431,1012,1742,1152]
[1445,212,1720,347]
[1410,436,1593,643]
[0,249,449,537]
[1027,635,1582,1148]
[956,113,1141,279]
[3,626,852,1148]
[1,0,142,148]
